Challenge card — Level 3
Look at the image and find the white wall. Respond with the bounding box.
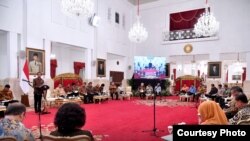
[0,31,8,79]
[135,0,250,82]
[51,43,86,75]
[95,0,134,79]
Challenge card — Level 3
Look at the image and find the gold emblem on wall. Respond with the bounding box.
[184,44,193,53]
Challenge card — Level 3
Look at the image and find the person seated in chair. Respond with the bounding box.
[67,83,79,98]
[50,103,94,141]
[0,103,35,141]
[138,83,146,99]
[86,82,94,103]
[154,83,162,99]
[0,84,19,107]
[146,84,153,95]
[55,83,66,98]
[229,93,250,125]
[194,85,206,102]
[224,86,243,119]
[109,82,118,100]
[205,84,218,100]
[187,84,196,101]
[99,83,105,95]
[180,84,189,95]
[198,101,228,125]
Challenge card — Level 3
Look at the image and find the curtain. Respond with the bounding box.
[170,8,205,31]
[242,67,246,84]
[74,62,85,75]
[50,59,57,79]
[173,69,176,80]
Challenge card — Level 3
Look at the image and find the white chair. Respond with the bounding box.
[45,90,56,107]
[123,86,133,100]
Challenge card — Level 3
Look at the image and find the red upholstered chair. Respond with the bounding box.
[174,75,201,94]
[54,73,83,88]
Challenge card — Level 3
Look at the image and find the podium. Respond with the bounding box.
[21,95,30,107]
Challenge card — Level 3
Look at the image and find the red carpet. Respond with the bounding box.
[23,96,198,141]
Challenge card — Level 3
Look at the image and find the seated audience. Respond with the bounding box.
[224,86,243,119]
[205,84,218,100]
[50,103,94,141]
[99,83,105,95]
[223,84,230,98]
[93,84,100,95]
[64,84,72,95]
[194,85,206,102]
[79,82,87,96]
[154,83,162,99]
[109,82,118,100]
[0,103,35,141]
[86,82,94,103]
[215,84,226,108]
[198,101,228,125]
[180,84,189,94]
[138,83,146,99]
[187,84,196,101]
[146,84,153,95]
[229,93,250,125]
[0,84,18,106]
[54,84,66,98]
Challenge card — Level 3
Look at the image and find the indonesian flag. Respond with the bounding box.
[20,59,30,94]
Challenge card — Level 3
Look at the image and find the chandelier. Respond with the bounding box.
[194,0,219,37]
[233,53,244,74]
[128,0,148,43]
[61,0,94,17]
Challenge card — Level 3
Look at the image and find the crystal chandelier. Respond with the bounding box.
[61,0,94,17]
[233,53,244,74]
[128,0,148,43]
[194,0,219,37]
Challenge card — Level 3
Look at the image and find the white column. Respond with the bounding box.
[246,52,250,80]
[7,32,18,78]
[43,39,51,79]
[85,48,92,79]
[243,52,250,98]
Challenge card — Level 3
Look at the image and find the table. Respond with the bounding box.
[161,134,172,141]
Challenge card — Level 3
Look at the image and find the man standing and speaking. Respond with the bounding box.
[33,72,44,113]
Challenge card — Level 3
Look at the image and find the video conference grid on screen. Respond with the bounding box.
[134,56,166,79]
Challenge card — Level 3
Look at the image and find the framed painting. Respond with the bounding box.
[26,47,45,75]
[232,75,241,80]
[207,62,221,78]
[97,59,106,77]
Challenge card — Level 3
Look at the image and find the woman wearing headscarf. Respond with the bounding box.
[198,101,228,125]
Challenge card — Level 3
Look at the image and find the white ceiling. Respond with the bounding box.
[127,0,159,5]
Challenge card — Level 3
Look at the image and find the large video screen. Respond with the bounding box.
[134,56,166,79]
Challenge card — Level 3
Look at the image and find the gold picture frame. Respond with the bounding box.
[207,62,222,78]
[97,59,106,77]
[26,47,45,75]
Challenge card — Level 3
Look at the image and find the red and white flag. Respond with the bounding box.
[20,59,30,94]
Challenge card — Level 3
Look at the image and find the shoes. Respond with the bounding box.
[41,111,50,114]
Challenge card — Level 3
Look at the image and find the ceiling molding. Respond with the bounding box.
[127,0,159,5]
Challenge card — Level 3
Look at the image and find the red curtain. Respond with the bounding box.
[170,8,205,31]
[197,70,200,77]
[173,69,176,80]
[226,70,228,83]
[50,59,57,79]
[242,67,246,84]
[74,62,85,75]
